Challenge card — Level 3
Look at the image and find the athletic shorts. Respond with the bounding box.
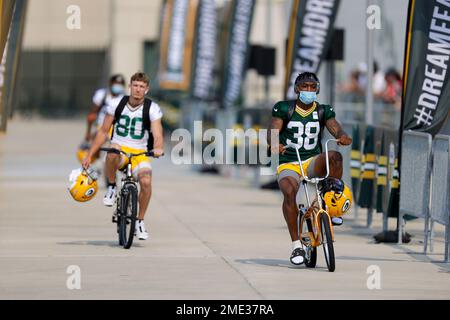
[116,145,152,177]
[276,154,319,183]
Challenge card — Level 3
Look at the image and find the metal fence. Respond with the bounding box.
[398,131,433,251]
[430,135,450,262]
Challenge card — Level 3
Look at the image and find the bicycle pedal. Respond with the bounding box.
[302,237,311,244]
[301,232,313,243]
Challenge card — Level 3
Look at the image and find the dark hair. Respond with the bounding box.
[385,68,401,81]
[295,72,319,85]
[109,74,125,85]
[295,72,320,94]
[130,72,150,85]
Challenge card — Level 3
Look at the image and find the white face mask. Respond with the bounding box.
[111,84,125,95]
[298,91,317,105]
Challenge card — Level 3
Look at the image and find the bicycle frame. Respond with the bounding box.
[286,139,338,247]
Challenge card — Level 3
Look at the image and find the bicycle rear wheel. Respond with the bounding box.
[320,212,335,272]
[304,218,317,268]
[119,184,138,249]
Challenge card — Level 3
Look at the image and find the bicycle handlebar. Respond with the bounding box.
[100,147,164,159]
[285,138,339,183]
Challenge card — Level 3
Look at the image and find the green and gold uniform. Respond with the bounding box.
[272,100,336,165]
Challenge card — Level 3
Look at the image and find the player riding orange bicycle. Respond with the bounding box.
[267,72,353,266]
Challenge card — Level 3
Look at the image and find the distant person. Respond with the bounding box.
[338,69,365,102]
[373,61,386,100]
[82,72,164,240]
[382,68,402,110]
[77,74,127,166]
[84,74,126,144]
[267,72,353,266]
[356,61,386,99]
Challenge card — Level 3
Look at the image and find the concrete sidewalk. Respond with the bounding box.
[0,119,449,300]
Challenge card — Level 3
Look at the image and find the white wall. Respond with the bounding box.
[22,0,110,49]
[110,0,163,80]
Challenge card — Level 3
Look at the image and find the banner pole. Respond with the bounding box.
[264,0,271,102]
[365,0,374,126]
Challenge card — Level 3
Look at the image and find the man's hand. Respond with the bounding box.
[326,119,352,146]
[81,154,92,169]
[337,135,352,146]
[271,144,287,155]
[151,148,164,158]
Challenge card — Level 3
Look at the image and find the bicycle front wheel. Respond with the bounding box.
[119,184,138,249]
[320,212,335,272]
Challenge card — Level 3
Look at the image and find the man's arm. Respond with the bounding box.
[325,118,352,145]
[151,118,164,156]
[267,117,286,154]
[85,104,101,141]
[82,114,114,168]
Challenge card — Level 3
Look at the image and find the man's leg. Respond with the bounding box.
[308,151,345,226]
[278,175,300,241]
[278,170,306,265]
[308,151,343,179]
[137,170,152,220]
[134,168,152,240]
[105,144,122,184]
[103,144,122,206]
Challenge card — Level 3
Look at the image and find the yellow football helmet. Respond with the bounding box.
[321,178,353,217]
[76,141,98,164]
[68,168,98,202]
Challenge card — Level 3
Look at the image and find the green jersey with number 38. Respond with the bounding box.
[272,100,335,164]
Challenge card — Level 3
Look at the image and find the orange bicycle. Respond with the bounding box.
[286,139,338,272]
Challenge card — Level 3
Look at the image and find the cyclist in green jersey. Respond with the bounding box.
[267,72,352,265]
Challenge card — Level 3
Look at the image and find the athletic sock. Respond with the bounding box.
[107,181,116,188]
[292,240,302,251]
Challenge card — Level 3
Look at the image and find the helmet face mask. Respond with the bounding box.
[321,178,353,217]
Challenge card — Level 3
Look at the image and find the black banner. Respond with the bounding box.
[191,0,216,100]
[221,0,255,109]
[284,0,340,99]
[401,0,450,136]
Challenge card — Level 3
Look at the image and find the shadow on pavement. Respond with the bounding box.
[336,255,406,263]
[235,258,329,271]
[57,240,144,248]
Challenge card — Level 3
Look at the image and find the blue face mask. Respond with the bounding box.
[299,91,317,105]
[111,84,125,95]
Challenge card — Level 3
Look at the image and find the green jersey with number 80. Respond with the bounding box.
[272,100,335,164]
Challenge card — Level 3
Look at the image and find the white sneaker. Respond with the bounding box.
[135,220,149,240]
[290,248,305,265]
[103,186,116,207]
[331,217,343,226]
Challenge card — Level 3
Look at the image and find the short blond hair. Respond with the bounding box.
[130,72,150,85]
